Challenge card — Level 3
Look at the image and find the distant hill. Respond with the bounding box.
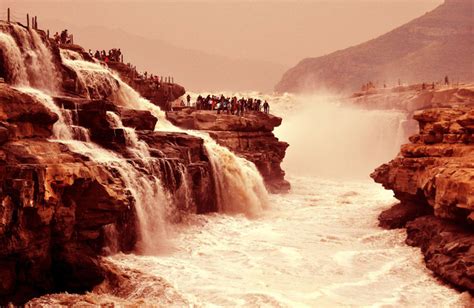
[49,23,286,92]
[275,0,474,93]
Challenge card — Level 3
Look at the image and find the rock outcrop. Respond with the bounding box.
[349,85,474,113]
[108,62,185,111]
[371,102,474,292]
[0,84,217,304]
[166,109,290,193]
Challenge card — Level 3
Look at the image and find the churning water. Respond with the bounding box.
[103,176,470,307]
[91,94,470,307]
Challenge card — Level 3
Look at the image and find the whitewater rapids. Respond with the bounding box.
[91,94,470,307]
[96,176,467,307]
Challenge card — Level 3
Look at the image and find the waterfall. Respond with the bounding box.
[0,24,271,255]
[60,49,120,99]
[6,25,61,92]
[0,32,28,85]
[11,86,169,254]
[274,94,411,179]
[60,50,270,217]
[15,86,74,140]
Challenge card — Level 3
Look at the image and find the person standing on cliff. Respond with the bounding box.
[263,101,270,114]
[445,75,449,86]
[186,94,191,106]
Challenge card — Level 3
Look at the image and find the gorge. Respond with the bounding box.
[0,17,472,307]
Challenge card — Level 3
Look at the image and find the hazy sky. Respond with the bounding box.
[2,0,442,65]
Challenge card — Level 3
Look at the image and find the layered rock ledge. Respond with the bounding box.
[371,104,474,292]
[166,109,291,193]
[0,84,217,304]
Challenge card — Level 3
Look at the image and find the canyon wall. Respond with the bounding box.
[371,86,474,292]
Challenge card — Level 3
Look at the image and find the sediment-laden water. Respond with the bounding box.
[93,94,470,307]
[1,25,471,307]
[102,175,469,307]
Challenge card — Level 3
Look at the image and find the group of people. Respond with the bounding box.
[139,72,173,84]
[362,75,452,92]
[53,29,73,45]
[90,48,123,63]
[193,95,270,115]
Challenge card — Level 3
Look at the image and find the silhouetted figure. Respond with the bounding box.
[445,75,449,85]
[186,94,191,106]
[60,29,68,44]
[263,101,270,114]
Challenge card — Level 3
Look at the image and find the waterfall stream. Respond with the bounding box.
[0,27,269,254]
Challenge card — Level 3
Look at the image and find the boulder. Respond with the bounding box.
[119,109,157,131]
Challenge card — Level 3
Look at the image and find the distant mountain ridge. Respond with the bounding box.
[43,21,286,92]
[275,0,474,93]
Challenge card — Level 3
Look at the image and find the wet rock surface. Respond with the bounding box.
[108,62,185,111]
[167,109,290,193]
[0,86,216,304]
[372,100,474,293]
[0,21,286,304]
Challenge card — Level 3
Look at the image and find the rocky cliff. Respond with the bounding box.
[0,84,217,304]
[371,96,474,292]
[166,109,290,193]
[275,0,474,93]
[0,21,287,304]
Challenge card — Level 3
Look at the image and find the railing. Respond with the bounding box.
[1,8,40,30]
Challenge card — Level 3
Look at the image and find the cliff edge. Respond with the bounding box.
[371,89,474,292]
[166,109,290,193]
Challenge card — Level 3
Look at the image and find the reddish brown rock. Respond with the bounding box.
[0,83,218,304]
[372,102,474,293]
[406,216,474,292]
[166,109,290,193]
[0,84,58,139]
[108,62,185,111]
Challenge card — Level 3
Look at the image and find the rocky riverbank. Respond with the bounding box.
[371,92,474,293]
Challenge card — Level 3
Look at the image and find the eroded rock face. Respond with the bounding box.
[108,62,185,111]
[406,216,474,292]
[371,104,474,292]
[0,140,132,304]
[166,109,291,193]
[0,84,217,304]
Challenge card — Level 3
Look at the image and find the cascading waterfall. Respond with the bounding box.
[0,28,170,254]
[0,32,28,85]
[15,87,170,254]
[7,25,61,92]
[60,50,270,217]
[0,24,270,255]
[273,94,411,179]
[60,49,120,99]
[15,86,74,140]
